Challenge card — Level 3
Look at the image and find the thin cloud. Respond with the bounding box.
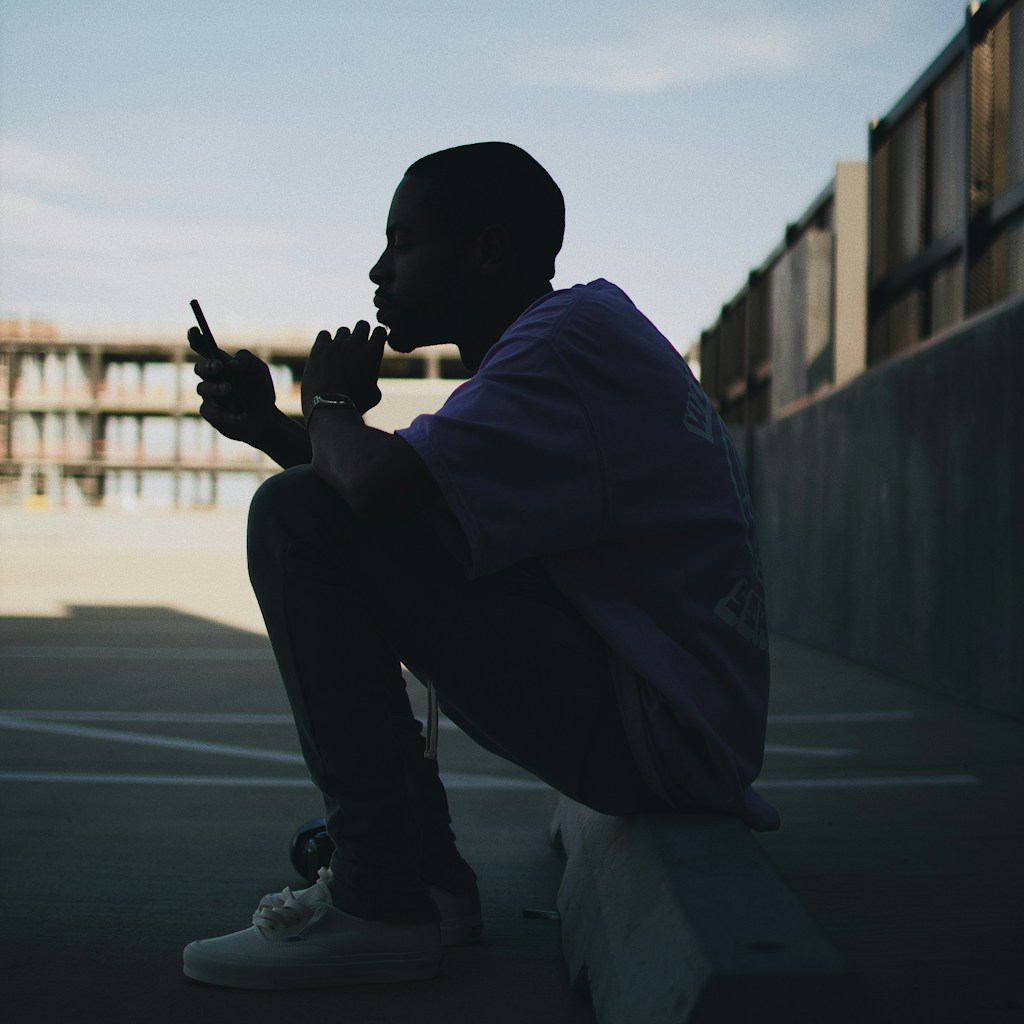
[0,141,117,196]
[1,190,297,256]
[508,2,891,95]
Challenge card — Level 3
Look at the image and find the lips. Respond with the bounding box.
[373,293,395,325]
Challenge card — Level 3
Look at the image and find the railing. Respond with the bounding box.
[869,0,1024,363]
[699,175,858,425]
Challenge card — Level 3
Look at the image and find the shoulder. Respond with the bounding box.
[480,280,644,369]
[516,278,638,332]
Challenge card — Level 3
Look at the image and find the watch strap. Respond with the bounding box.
[305,393,361,430]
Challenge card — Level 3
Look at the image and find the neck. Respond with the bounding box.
[458,280,553,372]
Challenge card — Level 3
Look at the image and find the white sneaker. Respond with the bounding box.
[183,868,442,989]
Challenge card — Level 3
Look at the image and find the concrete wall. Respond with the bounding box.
[749,296,1024,719]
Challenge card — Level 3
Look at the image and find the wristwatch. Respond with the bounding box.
[305,392,361,430]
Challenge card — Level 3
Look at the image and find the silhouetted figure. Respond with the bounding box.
[183,142,777,990]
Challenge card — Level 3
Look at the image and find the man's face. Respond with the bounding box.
[369,176,467,354]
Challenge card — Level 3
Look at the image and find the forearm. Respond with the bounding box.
[252,407,313,469]
[308,411,437,520]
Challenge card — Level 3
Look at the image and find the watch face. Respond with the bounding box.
[306,392,358,431]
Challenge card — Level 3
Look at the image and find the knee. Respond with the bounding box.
[249,465,314,523]
[249,464,348,527]
[247,464,361,553]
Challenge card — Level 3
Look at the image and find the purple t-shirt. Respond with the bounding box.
[398,279,779,830]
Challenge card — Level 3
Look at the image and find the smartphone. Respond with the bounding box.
[189,299,223,361]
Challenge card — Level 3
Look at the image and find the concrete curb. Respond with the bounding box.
[551,796,880,1023]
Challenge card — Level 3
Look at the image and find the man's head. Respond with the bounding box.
[405,142,565,285]
[369,142,564,362]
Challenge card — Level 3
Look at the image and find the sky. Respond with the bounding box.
[0,0,974,351]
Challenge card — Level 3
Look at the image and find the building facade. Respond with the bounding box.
[0,322,467,509]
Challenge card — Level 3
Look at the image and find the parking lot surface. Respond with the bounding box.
[2,507,1022,1022]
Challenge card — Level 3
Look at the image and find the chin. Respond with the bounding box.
[386,331,420,354]
[387,319,454,354]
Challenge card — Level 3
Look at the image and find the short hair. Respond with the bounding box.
[405,142,565,283]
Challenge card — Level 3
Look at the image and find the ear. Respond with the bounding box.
[475,223,515,276]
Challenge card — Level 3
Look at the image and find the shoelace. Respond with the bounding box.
[252,866,334,939]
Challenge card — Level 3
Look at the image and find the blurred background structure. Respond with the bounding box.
[0,333,467,509]
[691,0,1024,723]
[700,0,1024,421]
[5,2,1024,507]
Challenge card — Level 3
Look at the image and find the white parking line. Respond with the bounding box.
[0,770,550,791]
[0,709,452,727]
[0,710,294,724]
[0,771,313,787]
[758,774,978,788]
[0,714,977,791]
[0,716,304,764]
[767,711,915,724]
[764,744,856,758]
[0,712,861,760]
[0,770,976,790]
[0,708,915,726]
[0,646,273,660]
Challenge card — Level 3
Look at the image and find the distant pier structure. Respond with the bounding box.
[0,321,468,509]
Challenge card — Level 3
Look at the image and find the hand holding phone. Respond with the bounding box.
[189,299,224,361]
[189,300,279,439]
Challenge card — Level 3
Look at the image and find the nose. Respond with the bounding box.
[369,248,390,285]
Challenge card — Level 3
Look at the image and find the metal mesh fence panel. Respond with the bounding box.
[884,288,923,360]
[993,8,1012,195]
[970,21,997,312]
[769,243,807,415]
[932,61,967,240]
[803,229,834,374]
[1009,1,1024,187]
[747,272,771,370]
[888,105,926,270]
[929,259,965,334]
[699,327,720,399]
[870,140,890,284]
[719,301,747,392]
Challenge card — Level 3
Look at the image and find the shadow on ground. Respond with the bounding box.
[1,606,592,1024]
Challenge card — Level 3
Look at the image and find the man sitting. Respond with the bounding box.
[183,141,777,990]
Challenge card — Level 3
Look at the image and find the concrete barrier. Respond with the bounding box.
[749,296,1024,720]
[551,797,878,1023]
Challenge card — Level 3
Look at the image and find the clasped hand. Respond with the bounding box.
[301,320,387,420]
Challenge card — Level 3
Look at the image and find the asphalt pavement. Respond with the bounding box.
[1,507,1022,1023]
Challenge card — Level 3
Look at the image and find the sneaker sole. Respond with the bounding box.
[183,945,442,990]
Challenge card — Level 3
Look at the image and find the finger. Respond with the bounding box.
[197,380,231,398]
[229,349,264,377]
[193,356,224,379]
[369,335,386,379]
[187,326,207,359]
[351,320,371,343]
[367,326,386,359]
[199,401,242,429]
[332,326,353,344]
